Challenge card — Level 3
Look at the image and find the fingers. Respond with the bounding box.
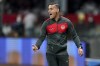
[32,45,38,52]
[78,49,83,56]
[79,51,83,56]
[34,45,38,50]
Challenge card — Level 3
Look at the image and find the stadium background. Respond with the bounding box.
[0,0,100,66]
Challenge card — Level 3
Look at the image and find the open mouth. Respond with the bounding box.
[49,13,52,16]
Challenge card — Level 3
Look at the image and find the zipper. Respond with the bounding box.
[57,22,58,32]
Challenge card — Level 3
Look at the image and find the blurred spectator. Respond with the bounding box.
[80,1,99,15]
[11,11,24,37]
[88,15,95,29]
[9,30,19,37]
[75,12,87,36]
[4,0,46,13]
[16,12,22,23]
[2,23,12,37]
[23,10,37,37]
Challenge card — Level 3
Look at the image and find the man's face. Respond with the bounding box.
[48,5,59,19]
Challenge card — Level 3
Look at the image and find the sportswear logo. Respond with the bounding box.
[46,22,68,34]
[46,23,57,34]
[61,25,65,30]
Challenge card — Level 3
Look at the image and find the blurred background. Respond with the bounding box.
[0,0,100,66]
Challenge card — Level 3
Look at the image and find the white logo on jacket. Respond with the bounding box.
[61,25,65,29]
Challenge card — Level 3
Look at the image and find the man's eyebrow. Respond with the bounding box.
[48,7,52,9]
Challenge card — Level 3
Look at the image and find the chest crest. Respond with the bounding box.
[46,22,68,34]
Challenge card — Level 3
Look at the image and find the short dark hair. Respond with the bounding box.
[48,2,60,11]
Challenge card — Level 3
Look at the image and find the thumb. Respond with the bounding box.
[32,45,38,51]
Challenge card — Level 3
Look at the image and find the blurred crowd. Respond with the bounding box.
[0,0,99,38]
[0,0,47,37]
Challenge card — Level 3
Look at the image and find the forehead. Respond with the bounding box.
[48,5,57,9]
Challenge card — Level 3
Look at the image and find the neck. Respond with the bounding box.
[55,13,60,21]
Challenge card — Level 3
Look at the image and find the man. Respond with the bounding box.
[32,3,83,66]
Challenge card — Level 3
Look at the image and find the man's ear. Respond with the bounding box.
[57,9,60,12]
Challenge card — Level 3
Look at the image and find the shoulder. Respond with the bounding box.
[42,18,50,26]
[43,18,50,24]
[61,16,71,23]
[61,16,72,25]
[61,16,74,28]
[44,18,50,22]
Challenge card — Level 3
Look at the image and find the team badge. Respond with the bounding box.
[61,25,65,29]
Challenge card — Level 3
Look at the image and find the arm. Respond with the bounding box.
[67,19,83,56]
[67,20,82,48]
[35,21,47,49]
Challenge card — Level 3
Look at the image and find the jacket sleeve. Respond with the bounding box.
[67,20,82,48]
[35,21,47,49]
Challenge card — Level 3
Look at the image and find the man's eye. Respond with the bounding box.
[50,8,53,10]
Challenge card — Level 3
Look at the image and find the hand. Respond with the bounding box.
[78,47,83,56]
[32,45,38,52]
